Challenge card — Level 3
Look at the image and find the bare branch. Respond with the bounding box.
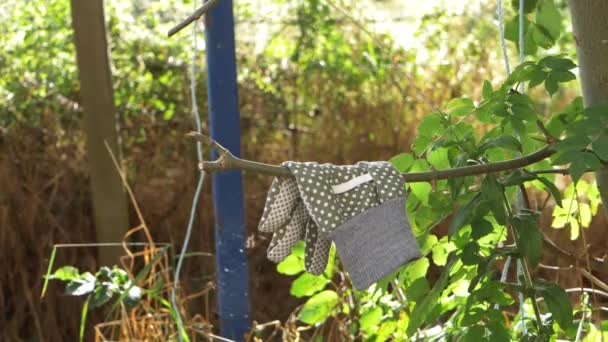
[168,0,221,37]
[188,132,556,182]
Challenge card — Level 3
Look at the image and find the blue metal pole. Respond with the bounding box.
[204,0,250,340]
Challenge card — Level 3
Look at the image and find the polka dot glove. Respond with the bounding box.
[258,177,331,275]
[283,161,421,290]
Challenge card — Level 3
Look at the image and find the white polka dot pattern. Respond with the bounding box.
[284,161,405,236]
[259,177,299,233]
[304,218,331,275]
[267,202,307,262]
[258,173,332,272]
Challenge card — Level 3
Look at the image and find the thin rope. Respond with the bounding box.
[518,0,526,92]
[497,0,511,75]
[495,1,512,311]
[515,0,526,331]
[171,3,206,340]
[495,1,528,329]
[516,259,527,334]
[497,0,529,332]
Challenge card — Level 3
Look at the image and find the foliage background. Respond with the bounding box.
[0,0,606,340]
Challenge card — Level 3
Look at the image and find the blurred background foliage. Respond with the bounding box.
[1,0,601,340]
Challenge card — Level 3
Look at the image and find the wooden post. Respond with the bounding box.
[70,0,129,265]
[568,0,608,217]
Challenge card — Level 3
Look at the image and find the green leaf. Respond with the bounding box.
[481,176,507,226]
[401,257,430,282]
[405,277,430,302]
[290,273,329,298]
[376,320,397,341]
[505,16,535,56]
[409,160,432,206]
[413,135,433,155]
[448,194,482,236]
[583,152,602,170]
[511,0,539,13]
[531,23,555,49]
[446,98,475,116]
[569,152,601,182]
[462,325,486,342]
[66,273,96,296]
[528,69,547,88]
[512,213,543,267]
[298,290,338,325]
[406,256,456,336]
[389,153,415,172]
[418,234,438,255]
[555,135,591,152]
[277,254,305,276]
[482,80,493,99]
[487,321,511,342]
[592,134,608,161]
[584,104,608,119]
[510,117,527,136]
[472,281,514,306]
[323,245,336,278]
[536,0,563,41]
[545,75,559,96]
[552,150,579,165]
[461,242,481,266]
[471,218,494,239]
[535,280,573,330]
[360,307,383,335]
[418,112,443,138]
[509,92,535,106]
[111,267,129,284]
[89,284,113,309]
[569,161,587,183]
[549,70,576,83]
[431,237,455,266]
[478,135,522,153]
[537,177,562,207]
[511,104,537,122]
[50,266,80,282]
[539,56,576,71]
[427,148,450,170]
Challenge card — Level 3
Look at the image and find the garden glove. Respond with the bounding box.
[258,176,331,275]
[283,161,421,290]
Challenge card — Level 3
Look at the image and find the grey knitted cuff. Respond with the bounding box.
[329,197,421,290]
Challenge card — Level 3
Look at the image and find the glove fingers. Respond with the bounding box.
[304,219,331,275]
[259,177,300,233]
[267,202,307,263]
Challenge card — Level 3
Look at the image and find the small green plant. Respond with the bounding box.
[40,243,178,341]
[44,265,143,341]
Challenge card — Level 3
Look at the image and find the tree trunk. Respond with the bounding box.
[70,0,129,265]
[568,0,608,217]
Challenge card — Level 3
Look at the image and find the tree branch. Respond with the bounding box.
[167,0,221,37]
[188,132,556,183]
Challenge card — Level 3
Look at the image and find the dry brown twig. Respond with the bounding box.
[167,0,221,37]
